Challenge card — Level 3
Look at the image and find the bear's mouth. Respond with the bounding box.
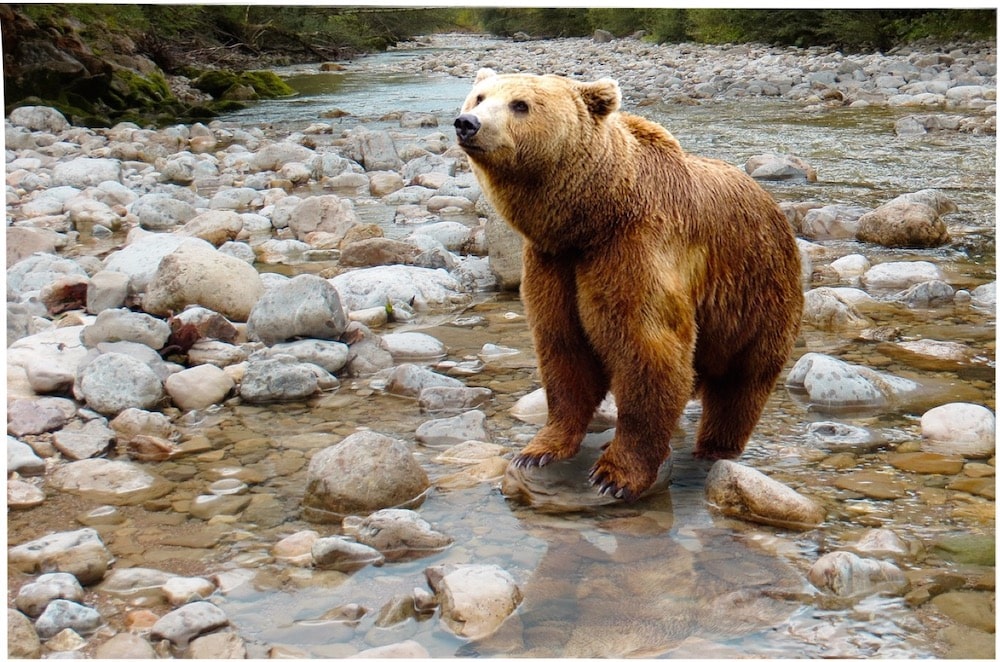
[457,139,484,154]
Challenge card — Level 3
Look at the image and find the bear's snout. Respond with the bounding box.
[454,113,481,144]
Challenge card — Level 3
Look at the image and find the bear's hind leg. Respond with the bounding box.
[692,369,778,460]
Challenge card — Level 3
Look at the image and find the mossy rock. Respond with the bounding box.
[933,534,995,566]
[192,68,294,100]
[110,68,173,107]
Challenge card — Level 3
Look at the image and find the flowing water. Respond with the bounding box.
[9,40,995,658]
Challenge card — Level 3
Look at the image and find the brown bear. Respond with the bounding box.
[455,69,803,502]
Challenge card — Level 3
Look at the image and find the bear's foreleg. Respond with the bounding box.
[513,248,610,469]
[579,281,696,501]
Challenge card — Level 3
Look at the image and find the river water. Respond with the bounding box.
[11,39,996,658]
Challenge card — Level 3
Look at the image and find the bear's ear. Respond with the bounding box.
[579,78,621,118]
[475,68,497,84]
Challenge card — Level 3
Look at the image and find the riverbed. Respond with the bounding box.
[7,34,996,658]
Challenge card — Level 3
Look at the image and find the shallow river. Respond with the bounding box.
[11,40,996,658]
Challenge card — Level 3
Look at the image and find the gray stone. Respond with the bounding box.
[52,158,121,189]
[744,153,817,181]
[150,601,229,647]
[76,352,164,416]
[416,410,489,447]
[34,599,102,639]
[238,356,320,403]
[386,364,464,398]
[266,339,350,374]
[52,419,115,460]
[425,563,522,641]
[330,264,470,312]
[8,436,46,476]
[86,270,131,313]
[6,396,77,436]
[15,573,85,618]
[130,193,197,231]
[247,274,348,345]
[345,509,453,561]
[807,551,908,600]
[311,536,385,572]
[7,253,88,300]
[287,194,359,243]
[9,105,70,132]
[80,308,171,350]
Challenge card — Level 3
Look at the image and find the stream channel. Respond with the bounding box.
[11,37,996,658]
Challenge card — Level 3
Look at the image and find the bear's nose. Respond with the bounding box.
[454,114,481,142]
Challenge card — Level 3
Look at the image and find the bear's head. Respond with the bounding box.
[454,68,621,180]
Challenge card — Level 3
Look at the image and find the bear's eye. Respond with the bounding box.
[475,94,485,106]
[509,100,529,114]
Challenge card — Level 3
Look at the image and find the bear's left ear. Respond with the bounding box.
[475,68,497,84]
[579,78,620,118]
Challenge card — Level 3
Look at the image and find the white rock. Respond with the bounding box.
[162,577,216,605]
[9,105,70,132]
[416,410,489,446]
[705,460,825,529]
[920,403,995,458]
[151,601,229,647]
[52,158,122,189]
[15,573,85,618]
[861,260,944,290]
[8,528,113,585]
[807,551,908,600]
[246,274,348,344]
[49,458,174,507]
[130,192,197,230]
[165,364,235,410]
[80,307,171,350]
[426,564,522,640]
[76,352,164,416]
[786,352,919,410]
[330,264,470,312]
[345,509,453,561]
[380,332,447,361]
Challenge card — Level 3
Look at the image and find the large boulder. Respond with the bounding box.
[856,190,955,248]
[142,241,265,322]
[302,431,430,522]
[786,352,919,410]
[76,352,164,416]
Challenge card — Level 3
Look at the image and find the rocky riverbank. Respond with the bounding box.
[7,35,997,658]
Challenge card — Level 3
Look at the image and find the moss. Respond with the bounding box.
[241,70,295,98]
[193,68,294,100]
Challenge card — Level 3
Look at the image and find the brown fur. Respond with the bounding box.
[456,70,803,501]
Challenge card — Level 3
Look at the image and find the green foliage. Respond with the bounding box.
[477,8,591,38]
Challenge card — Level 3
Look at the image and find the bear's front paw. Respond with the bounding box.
[511,451,556,469]
[588,455,656,503]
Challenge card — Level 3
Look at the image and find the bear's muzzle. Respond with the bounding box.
[454,113,481,146]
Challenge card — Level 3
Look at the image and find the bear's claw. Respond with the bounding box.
[588,467,636,502]
[511,452,553,469]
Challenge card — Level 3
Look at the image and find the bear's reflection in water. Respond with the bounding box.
[468,434,807,658]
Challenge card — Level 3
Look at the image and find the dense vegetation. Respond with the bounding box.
[14,5,998,65]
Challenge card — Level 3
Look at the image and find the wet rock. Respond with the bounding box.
[302,430,430,522]
[418,386,493,413]
[311,536,385,572]
[143,241,265,322]
[8,607,42,658]
[15,573,85,618]
[7,396,77,436]
[888,451,965,474]
[807,551,908,600]
[861,260,944,290]
[857,190,954,247]
[920,402,995,458]
[35,599,103,639]
[386,363,463,398]
[238,355,321,403]
[162,576,216,605]
[109,408,177,444]
[94,632,158,659]
[426,564,522,640]
[834,470,909,500]
[50,458,174,506]
[970,281,995,310]
[786,352,919,410]
[932,533,995,566]
[8,528,113,585]
[349,640,431,658]
[345,509,453,561]
[353,127,404,172]
[846,528,916,561]
[266,339,350,374]
[744,153,817,181]
[150,601,229,647]
[8,437,46,476]
[51,419,115,460]
[503,432,672,511]
[802,287,873,330]
[800,204,867,240]
[706,460,825,529]
[416,410,489,447]
[187,630,248,659]
[98,567,178,604]
[165,364,235,410]
[805,421,884,452]
[931,591,995,632]
[76,351,164,416]
[330,264,470,312]
[380,332,447,362]
[247,273,348,345]
[272,530,320,566]
[189,493,252,520]
[878,338,978,370]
